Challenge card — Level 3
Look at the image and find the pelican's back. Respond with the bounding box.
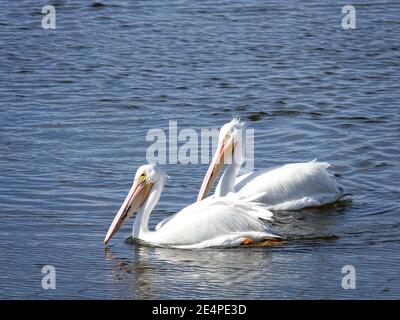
[236,161,343,210]
[151,197,277,248]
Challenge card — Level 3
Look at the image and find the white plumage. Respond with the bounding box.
[150,196,277,249]
[197,118,345,210]
[228,160,344,210]
[104,164,279,249]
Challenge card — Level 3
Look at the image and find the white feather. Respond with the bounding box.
[127,165,279,249]
[233,161,344,210]
[146,196,278,248]
[206,119,346,210]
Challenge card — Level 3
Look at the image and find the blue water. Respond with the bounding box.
[0,0,399,299]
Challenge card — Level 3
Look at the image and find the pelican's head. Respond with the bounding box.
[104,164,166,245]
[197,117,245,201]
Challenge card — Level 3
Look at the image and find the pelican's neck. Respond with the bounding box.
[215,146,243,197]
[132,178,164,239]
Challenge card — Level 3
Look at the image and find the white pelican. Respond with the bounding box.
[197,118,345,210]
[104,164,279,249]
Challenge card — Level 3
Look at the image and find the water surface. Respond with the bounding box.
[0,0,399,299]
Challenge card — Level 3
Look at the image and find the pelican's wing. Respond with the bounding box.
[236,161,345,210]
[234,165,281,191]
[155,214,176,231]
[152,197,279,247]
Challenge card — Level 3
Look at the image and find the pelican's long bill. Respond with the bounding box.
[197,140,236,202]
[104,179,153,245]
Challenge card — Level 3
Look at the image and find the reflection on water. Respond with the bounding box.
[102,202,352,299]
[272,200,350,240]
[105,245,275,299]
[102,196,400,299]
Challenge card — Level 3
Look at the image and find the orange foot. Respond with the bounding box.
[241,237,255,245]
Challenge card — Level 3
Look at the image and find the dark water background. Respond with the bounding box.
[0,0,399,299]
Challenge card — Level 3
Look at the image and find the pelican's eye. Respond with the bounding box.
[139,172,146,183]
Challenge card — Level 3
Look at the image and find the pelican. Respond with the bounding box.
[197,118,345,210]
[104,164,279,249]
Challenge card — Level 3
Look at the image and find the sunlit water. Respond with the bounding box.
[0,0,399,299]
